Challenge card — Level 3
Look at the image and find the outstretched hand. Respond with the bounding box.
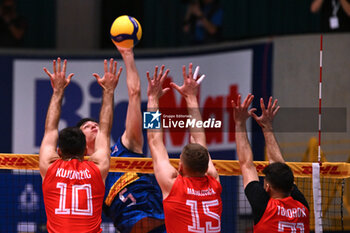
[147,65,170,100]
[231,94,255,125]
[43,57,74,92]
[251,97,280,131]
[93,58,122,92]
[170,63,204,98]
[116,46,133,57]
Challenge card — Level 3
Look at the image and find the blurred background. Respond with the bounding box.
[0,0,332,50]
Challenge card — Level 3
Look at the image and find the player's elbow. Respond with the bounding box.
[239,160,255,171]
[128,85,141,98]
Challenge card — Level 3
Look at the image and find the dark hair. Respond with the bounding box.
[181,143,209,174]
[263,162,294,194]
[58,127,86,159]
[76,118,98,128]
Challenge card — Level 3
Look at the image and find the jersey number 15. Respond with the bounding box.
[186,199,221,233]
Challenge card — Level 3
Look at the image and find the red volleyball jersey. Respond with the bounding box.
[163,175,222,233]
[254,196,310,233]
[42,159,105,233]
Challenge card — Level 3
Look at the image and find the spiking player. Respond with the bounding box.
[77,47,166,233]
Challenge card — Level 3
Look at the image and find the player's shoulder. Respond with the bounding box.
[111,137,145,158]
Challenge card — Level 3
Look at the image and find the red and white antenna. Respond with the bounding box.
[318,35,323,164]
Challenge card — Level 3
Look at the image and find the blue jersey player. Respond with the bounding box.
[77,47,165,233]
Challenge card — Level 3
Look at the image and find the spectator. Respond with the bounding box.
[183,0,223,45]
[311,0,350,32]
[0,0,26,47]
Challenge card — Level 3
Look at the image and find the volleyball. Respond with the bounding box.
[110,15,142,48]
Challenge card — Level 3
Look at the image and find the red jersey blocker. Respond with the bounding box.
[245,181,310,233]
[163,175,222,233]
[42,159,105,233]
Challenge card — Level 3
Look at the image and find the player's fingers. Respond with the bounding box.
[246,94,254,107]
[267,96,273,111]
[113,61,117,75]
[116,67,122,78]
[170,82,184,95]
[43,68,52,78]
[242,94,251,107]
[188,63,193,79]
[158,65,165,80]
[162,87,171,95]
[231,100,237,108]
[160,69,170,84]
[92,73,101,81]
[273,105,280,116]
[53,60,56,74]
[193,66,199,80]
[154,66,159,79]
[62,59,67,74]
[237,95,242,108]
[67,73,74,83]
[260,98,266,111]
[57,57,61,73]
[146,71,151,83]
[103,59,108,73]
[271,99,278,110]
[196,74,205,84]
[109,58,113,73]
[182,65,187,80]
[248,108,257,116]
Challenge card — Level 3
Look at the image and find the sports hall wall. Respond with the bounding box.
[273,33,350,162]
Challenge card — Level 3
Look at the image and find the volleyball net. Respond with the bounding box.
[0,153,349,233]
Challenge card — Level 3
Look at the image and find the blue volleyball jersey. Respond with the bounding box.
[103,137,165,233]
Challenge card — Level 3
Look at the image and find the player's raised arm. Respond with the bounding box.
[147,65,178,199]
[232,94,259,188]
[89,59,122,182]
[170,63,219,182]
[39,58,74,179]
[251,97,284,164]
[117,47,144,153]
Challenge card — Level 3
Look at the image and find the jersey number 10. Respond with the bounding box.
[55,182,93,216]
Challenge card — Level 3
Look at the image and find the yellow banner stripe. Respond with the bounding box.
[0,153,349,178]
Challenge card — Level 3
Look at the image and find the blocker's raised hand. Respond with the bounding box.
[170,63,205,98]
[93,58,122,92]
[43,57,74,91]
[251,96,280,131]
[147,65,170,100]
[231,94,255,125]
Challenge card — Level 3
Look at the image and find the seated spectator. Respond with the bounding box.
[183,0,223,45]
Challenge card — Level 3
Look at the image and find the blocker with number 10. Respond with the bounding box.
[110,15,142,48]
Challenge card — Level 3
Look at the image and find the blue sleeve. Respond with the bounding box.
[210,8,223,27]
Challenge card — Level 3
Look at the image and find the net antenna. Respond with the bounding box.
[313,34,324,233]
